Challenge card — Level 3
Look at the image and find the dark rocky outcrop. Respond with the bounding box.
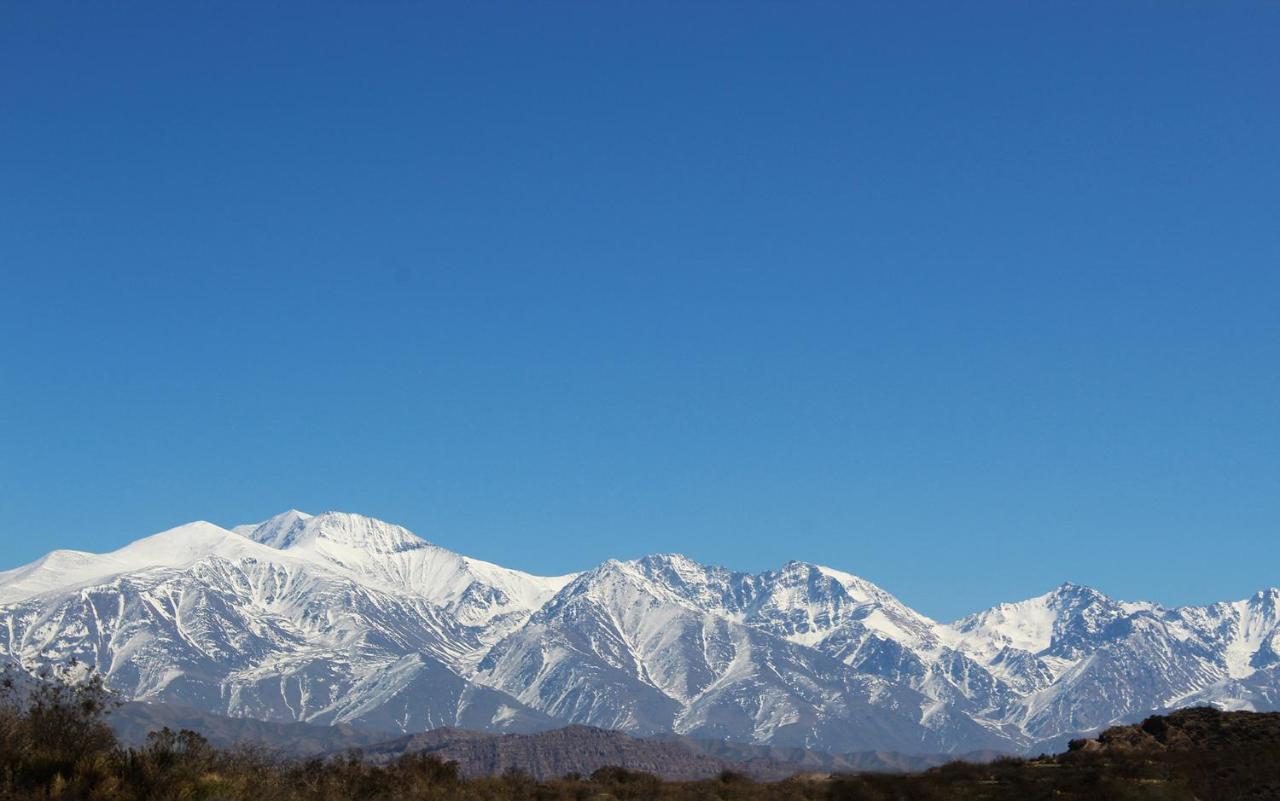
[1068,706,1280,753]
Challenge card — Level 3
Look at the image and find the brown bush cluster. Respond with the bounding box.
[2,668,1278,800]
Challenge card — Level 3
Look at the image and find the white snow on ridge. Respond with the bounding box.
[234,509,313,547]
[232,511,574,623]
[462,556,578,610]
[0,521,271,604]
[0,549,131,605]
[940,591,1061,658]
[815,563,938,644]
[0,512,573,621]
[1220,591,1280,679]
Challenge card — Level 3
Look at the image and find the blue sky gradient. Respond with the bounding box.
[2,2,1278,619]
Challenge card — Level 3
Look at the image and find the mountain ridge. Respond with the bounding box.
[1,509,1276,755]
[106,700,1003,779]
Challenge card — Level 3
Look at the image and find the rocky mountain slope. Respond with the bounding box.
[108,701,398,756]
[356,723,997,780]
[1,510,1276,754]
[358,725,731,780]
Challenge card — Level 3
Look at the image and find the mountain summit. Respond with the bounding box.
[1,510,1277,754]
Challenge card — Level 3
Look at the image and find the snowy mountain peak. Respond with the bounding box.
[1048,581,1108,602]
[234,508,313,546]
[943,585,1093,660]
[0,520,261,605]
[636,552,705,573]
[116,520,242,560]
[632,554,735,597]
[240,510,427,555]
[228,511,572,630]
[1250,587,1280,609]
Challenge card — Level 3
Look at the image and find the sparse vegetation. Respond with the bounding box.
[2,668,1278,800]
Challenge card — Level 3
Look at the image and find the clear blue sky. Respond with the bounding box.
[2,2,1278,620]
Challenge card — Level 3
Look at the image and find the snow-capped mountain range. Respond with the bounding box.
[1,510,1276,754]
